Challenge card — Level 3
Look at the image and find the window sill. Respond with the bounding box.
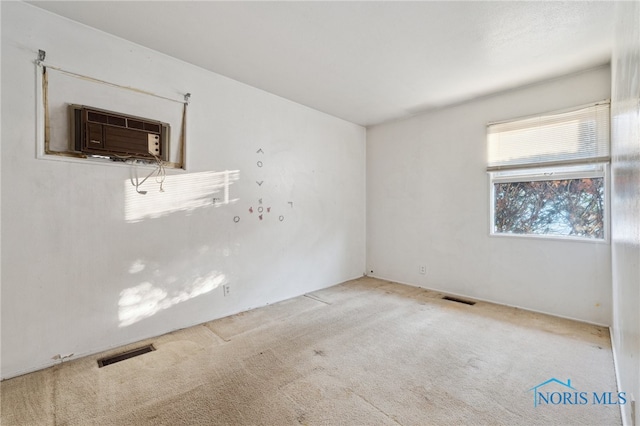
[489,231,609,244]
[37,151,186,172]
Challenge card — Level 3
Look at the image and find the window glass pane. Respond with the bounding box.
[494,177,605,239]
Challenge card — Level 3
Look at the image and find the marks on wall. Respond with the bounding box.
[233,147,293,225]
[123,146,291,226]
[248,198,273,221]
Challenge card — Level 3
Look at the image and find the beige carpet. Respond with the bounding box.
[1,277,622,425]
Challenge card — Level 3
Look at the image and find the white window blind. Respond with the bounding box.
[487,102,610,170]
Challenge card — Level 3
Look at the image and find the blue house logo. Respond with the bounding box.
[528,378,626,407]
[528,378,576,407]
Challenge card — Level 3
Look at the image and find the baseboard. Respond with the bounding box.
[1,274,365,381]
[367,273,610,328]
[610,327,632,426]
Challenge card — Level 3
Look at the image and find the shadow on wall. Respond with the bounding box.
[119,258,227,327]
[124,170,240,223]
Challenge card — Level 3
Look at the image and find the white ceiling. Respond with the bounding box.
[28,1,616,127]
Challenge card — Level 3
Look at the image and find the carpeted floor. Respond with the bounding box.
[1,277,622,425]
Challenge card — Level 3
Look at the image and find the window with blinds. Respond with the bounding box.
[487,102,610,170]
[487,102,610,241]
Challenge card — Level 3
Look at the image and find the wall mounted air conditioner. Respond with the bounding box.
[69,105,170,161]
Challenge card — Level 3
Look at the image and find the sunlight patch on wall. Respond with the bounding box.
[118,271,226,327]
[125,170,240,223]
[129,259,146,274]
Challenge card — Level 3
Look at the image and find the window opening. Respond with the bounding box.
[487,102,610,241]
[36,49,189,171]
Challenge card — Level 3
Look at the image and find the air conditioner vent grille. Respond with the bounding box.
[442,296,476,306]
[71,105,169,161]
[97,345,155,368]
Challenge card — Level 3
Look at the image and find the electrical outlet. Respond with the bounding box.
[223,284,230,297]
[419,265,426,275]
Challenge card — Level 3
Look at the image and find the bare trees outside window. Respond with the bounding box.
[494,177,604,239]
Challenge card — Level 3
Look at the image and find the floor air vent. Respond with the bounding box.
[98,345,155,368]
[442,296,476,306]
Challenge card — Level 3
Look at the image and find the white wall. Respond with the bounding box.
[367,66,612,326]
[611,2,640,425]
[0,2,366,379]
